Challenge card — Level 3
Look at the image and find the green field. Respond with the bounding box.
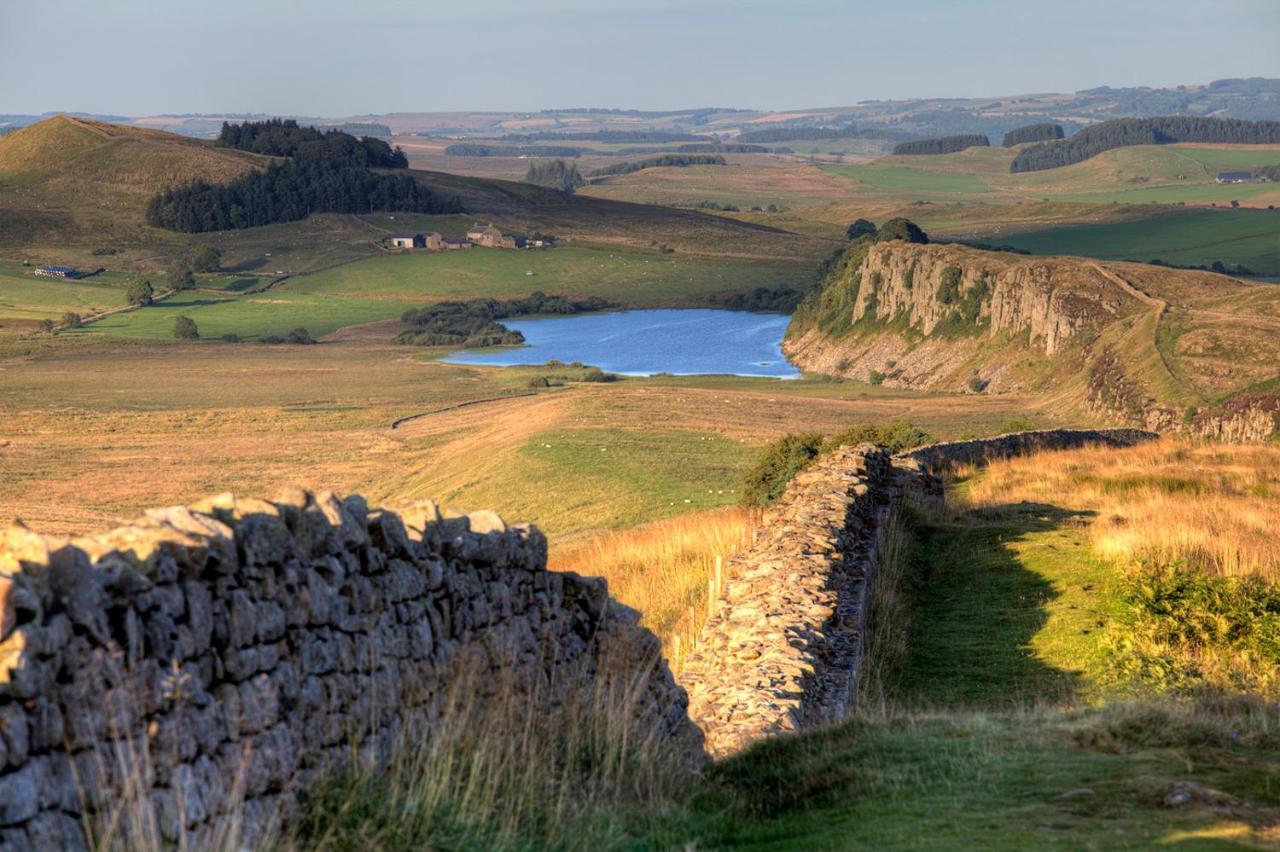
[826,163,994,195]
[0,261,132,322]
[76,245,815,341]
[995,208,1280,276]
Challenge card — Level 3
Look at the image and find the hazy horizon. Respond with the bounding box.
[3,0,1279,117]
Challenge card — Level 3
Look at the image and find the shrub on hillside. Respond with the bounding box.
[827,421,935,453]
[1103,562,1280,697]
[125,278,153,306]
[192,245,222,273]
[173,315,199,340]
[61,311,82,329]
[740,434,825,508]
[741,421,935,507]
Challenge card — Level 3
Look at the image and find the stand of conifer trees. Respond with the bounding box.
[892,134,990,155]
[1010,116,1280,172]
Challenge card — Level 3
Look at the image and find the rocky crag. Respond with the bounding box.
[786,239,1280,441]
[0,491,701,850]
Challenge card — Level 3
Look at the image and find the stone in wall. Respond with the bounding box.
[0,491,703,850]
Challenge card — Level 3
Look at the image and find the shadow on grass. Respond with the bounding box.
[224,257,266,273]
[896,501,1097,708]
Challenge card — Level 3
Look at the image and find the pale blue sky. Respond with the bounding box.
[2,0,1277,116]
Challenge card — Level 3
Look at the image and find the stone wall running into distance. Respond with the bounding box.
[897,427,1159,472]
[678,446,932,755]
[0,491,702,850]
[678,428,1156,756]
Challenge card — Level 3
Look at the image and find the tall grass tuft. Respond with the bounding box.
[956,438,1280,579]
[550,507,751,670]
[285,654,698,851]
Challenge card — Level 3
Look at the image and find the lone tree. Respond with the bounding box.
[191,245,222,273]
[845,218,877,240]
[61,311,83,329]
[125,278,154,306]
[167,259,195,291]
[173,315,200,340]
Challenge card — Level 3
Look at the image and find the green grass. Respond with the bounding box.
[0,261,132,321]
[76,290,407,340]
[894,503,1112,707]
[287,244,811,306]
[826,163,993,195]
[73,244,815,340]
[995,208,1280,276]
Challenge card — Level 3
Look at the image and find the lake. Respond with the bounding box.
[443,309,800,378]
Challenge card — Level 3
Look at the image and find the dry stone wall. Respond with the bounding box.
[678,446,929,756]
[897,428,1159,471]
[678,429,1157,756]
[0,490,702,850]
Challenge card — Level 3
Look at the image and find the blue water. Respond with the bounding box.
[443,309,800,378]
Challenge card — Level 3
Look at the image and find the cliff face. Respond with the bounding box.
[784,240,1280,441]
[785,241,1139,392]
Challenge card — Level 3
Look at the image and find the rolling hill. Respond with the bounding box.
[0,115,833,273]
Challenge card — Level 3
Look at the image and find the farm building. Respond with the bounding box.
[34,266,81,279]
[387,232,427,249]
[1216,171,1259,183]
[441,237,473,250]
[466,224,517,249]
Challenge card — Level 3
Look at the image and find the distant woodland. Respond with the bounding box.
[146,120,458,233]
[1011,116,1280,172]
[1001,123,1064,147]
[892,134,990,155]
[591,154,725,177]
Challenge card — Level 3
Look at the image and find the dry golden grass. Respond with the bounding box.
[956,438,1280,579]
[550,507,752,669]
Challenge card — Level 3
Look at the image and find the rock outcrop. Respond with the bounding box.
[785,240,1280,442]
[0,491,702,850]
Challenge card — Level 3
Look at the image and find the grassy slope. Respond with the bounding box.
[639,481,1280,850]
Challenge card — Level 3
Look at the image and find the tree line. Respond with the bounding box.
[892,134,990,155]
[1010,116,1280,172]
[395,292,612,347]
[590,154,725,177]
[1002,123,1064,147]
